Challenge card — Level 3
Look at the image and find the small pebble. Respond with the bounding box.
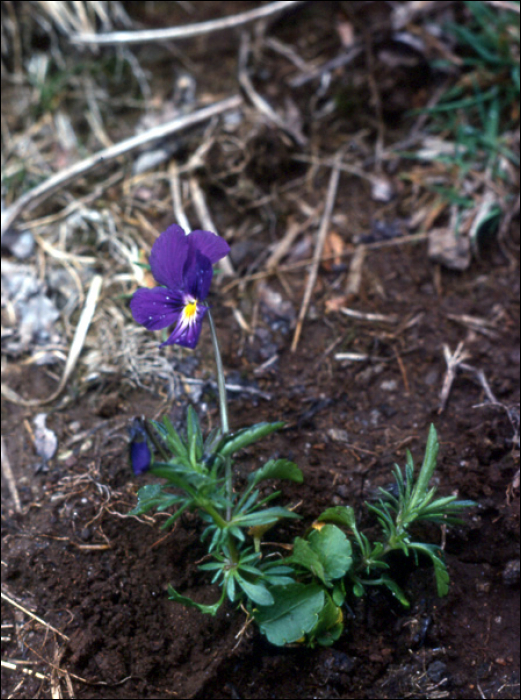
[502,559,520,586]
[427,660,447,683]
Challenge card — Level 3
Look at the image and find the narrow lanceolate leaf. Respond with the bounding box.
[129,484,171,515]
[411,543,450,597]
[186,405,204,463]
[253,583,325,646]
[249,459,303,487]
[232,506,300,528]
[411,424,439,506]
[235,575,274,606]
[216,422,284,457]
[167,585,224,616]
[162,416,191,467]
[380,575,410,607]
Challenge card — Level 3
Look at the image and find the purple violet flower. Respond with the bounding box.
[130,224,230,349]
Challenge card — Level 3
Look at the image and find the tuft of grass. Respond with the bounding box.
[406,1,519,243]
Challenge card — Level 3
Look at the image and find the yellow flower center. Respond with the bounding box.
[184,300,197,320]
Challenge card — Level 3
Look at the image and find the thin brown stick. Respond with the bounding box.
[291,162,342,352]
[71,1,305,45]
[2,95,243,235]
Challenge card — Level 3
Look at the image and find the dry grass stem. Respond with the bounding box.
[334,352,371,362]
[439,342,472,413]
[169,162,191,233]
[265,215,318,270]
[340,308,398,324]
[239,34,307,147]
[291,162,342,351]
[189,176,235,276]
[289,45,363,88]
[2,95,243,235]
[71,1,305,45]
[1,436,22,513]
[1,592,69,641]
[1,660,46,681]
[344,245,366,297]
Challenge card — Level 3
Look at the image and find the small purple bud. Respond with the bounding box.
[129,418,152,475]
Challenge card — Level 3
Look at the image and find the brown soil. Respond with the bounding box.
[1,2,519,699]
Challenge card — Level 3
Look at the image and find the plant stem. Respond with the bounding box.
[208,310,229,435]
[207,310,232,518]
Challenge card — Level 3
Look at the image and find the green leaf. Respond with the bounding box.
[332,580,346,607]
[167,585,225,616]
[162,416,191,467]
[187,405,204,464]
[217,422,284,458]
[291,525,352,587]
[232,506,300,528]
[225,574,236,602]
[249,459,303,487]
[380,575,410,607]
[253,583,325,646]
[317,505,357,529]
[160,500,193,530]
[411,543,450,597]
[309,592,344,647]
[352,581,365,597]
[129,484,176,516]
[148,466,196,495]
[308,525,353,584]
[412,424,439,505]
[235,575,274,606]
[291,537,327,583]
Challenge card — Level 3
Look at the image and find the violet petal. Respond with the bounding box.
[149,224,188,288]
[162,304,208,349]
[184,248,214,301]
[188,230,230,264]
[130,286,183,330]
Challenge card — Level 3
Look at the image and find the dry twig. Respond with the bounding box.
[291,162,342,351]
[1,436,22,513]
[71,1,305,45]
[439,342,471,413]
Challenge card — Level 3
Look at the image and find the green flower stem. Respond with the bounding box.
[199,502,239,563]
[207,310,232,519]
[208,310,229,435]
[200,501,228,530]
